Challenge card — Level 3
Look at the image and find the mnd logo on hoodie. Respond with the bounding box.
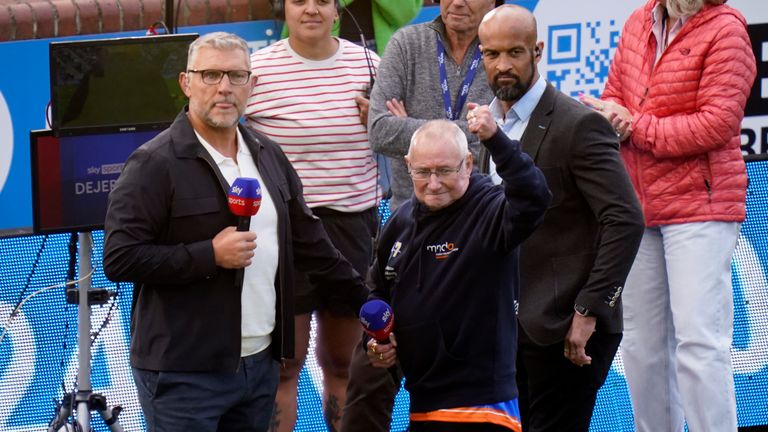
[426,241,460,260]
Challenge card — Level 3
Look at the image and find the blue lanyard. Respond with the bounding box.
[436,37,482,121]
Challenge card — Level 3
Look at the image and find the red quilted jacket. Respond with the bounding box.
[602,0,756,226]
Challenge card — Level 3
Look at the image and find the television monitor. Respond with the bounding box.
[30,129,161,234]
[49,33,197,134]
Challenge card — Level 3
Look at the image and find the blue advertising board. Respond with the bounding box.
[1,159,767,430]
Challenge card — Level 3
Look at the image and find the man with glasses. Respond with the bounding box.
[363,119,550,431]
[343,1,501,430]
[103,32,367,432]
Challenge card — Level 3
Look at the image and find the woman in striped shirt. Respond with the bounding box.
[245,1,381,431]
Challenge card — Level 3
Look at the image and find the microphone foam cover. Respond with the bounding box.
[359,299,394,342]
[228,177,262,217]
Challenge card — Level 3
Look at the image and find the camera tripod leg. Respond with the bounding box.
[49,391,124,432]
[90,393,124,432]
[97,404,124,432]
[47,396,73,432]
[48,233,124,432]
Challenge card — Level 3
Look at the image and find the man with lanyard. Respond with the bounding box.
[363,0,500,211]
[341,1,500,431]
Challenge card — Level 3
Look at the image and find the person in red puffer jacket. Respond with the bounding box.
[580,0,756,431]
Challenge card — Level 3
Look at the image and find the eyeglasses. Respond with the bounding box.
[408,159,465,181]
[187,69,252,86]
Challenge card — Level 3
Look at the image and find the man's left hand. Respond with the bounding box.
[367,333,398,368]
[564,313,597,367]
[386,98,407,118]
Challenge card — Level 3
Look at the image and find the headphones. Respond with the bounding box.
[271,0,342,21]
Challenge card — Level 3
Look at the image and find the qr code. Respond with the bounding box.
[544,20,622,99]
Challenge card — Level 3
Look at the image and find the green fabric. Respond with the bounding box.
[279,0,422,54]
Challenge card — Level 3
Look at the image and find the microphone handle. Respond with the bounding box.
[237,216,251,232]
[374,334,400,386]
[234,215,251,290]
[366,328,400,384]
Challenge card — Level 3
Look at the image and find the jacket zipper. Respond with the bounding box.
[198,154,244,372]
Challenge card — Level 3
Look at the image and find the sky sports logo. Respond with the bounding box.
[426,241,460,260]
[230,184,262,197]
[86,163,124,176]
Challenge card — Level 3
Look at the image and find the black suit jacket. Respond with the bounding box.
[481,84,644,345]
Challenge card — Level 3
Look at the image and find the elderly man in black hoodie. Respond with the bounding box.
[366,116,550,432]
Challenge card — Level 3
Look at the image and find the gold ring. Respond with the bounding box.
[378,353,384,361]
[371,343,377,354]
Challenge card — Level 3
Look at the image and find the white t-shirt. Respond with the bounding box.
[197,129,279,357]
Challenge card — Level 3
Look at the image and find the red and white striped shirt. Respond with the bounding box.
[246,38,381,212]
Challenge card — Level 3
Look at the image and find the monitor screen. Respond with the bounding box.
[30,129,161,234]
[49,33,197,134]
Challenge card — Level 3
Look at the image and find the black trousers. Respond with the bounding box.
[341,342,519,432]
[341,341,401,432]
[516,325,621,432]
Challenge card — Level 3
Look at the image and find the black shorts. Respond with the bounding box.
[294,206,377,316]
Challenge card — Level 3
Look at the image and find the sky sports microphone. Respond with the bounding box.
[359,299,394,344]
[228,177,261,290]
[228,177,262,231]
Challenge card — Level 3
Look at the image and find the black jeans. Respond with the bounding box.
[132,348,279,432]
[516,325,621,432]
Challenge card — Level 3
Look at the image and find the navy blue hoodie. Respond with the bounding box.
[370,129,551,412]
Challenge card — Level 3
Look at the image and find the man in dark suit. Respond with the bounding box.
[474,6,644,431]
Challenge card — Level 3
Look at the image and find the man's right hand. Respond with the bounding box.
[467,102,497,140]
[212,226,257,269]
